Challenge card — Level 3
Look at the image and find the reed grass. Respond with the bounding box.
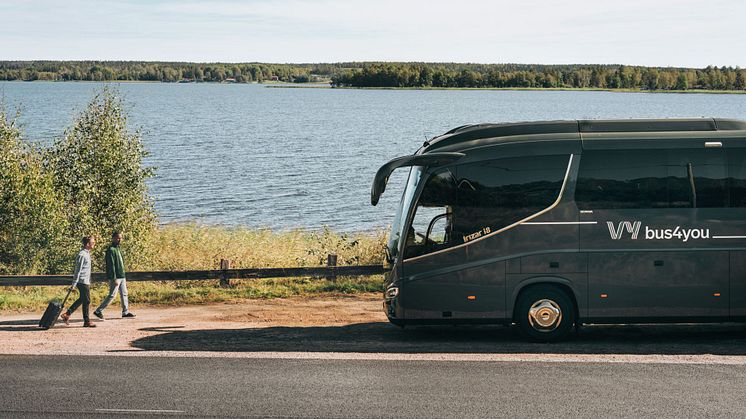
[139,223,386,271]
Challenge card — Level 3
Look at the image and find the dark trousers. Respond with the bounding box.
[67,283,90,322]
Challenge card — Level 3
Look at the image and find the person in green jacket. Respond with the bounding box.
[93,231,135,319]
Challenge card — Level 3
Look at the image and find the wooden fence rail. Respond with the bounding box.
[0,265,385,287]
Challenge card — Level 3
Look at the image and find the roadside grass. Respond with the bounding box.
[0,276,384,312]
[139,223,386,271]
[0,224,387,312]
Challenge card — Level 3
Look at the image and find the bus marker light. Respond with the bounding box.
[714,293,721,297]
[600,294,608,298]
[467,295,476,300]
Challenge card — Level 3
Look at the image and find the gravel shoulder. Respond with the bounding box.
[3,294,746,364]
[0,294,384,356]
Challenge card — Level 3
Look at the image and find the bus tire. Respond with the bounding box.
[515,285,575,342]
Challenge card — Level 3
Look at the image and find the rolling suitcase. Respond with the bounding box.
[39,285,74,330]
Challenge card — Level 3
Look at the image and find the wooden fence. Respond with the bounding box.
[0,255,384,287]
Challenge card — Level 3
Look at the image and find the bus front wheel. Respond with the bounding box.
[515,285,575,342]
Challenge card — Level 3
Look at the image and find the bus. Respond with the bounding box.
[371,118,746,341]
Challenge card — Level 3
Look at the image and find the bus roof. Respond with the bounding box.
[423,118,746,152]
[372,118,746,205]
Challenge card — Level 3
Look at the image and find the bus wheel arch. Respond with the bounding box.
[512,280,578,342]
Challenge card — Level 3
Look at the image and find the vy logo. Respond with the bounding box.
[607,221,642,240]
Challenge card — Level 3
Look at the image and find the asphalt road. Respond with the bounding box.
[2,355,745,418]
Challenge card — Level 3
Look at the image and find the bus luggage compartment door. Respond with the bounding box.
[401,247,506,320]
[580,211,729,320]
[586,250,729,320]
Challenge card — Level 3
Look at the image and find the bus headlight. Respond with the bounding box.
[385,286,399,300]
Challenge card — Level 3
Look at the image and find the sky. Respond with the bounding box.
[0,0,744,67]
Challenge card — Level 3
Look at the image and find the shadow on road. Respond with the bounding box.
[0,326,41,332]
[0,319,41,332]
[0,319,39,326]
[130,322,746,355]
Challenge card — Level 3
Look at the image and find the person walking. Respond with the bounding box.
[93,231,135,319]
[60,236,96,327]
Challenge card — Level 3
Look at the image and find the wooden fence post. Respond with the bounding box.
[220,259,231,287]
[327,254,337,282]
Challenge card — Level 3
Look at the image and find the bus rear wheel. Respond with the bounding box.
[516,285,575,342]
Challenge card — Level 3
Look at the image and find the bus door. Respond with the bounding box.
[577,149,729,320]
[400,168,473,319]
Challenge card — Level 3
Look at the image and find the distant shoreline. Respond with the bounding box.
[5,61,744,92]
[0,79,267,85]
[269,85,746,95]
[3,80,744,94]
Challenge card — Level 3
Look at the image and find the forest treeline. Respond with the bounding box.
[1,61,745,91]
[331,63,746,91]
[0,61,338,83]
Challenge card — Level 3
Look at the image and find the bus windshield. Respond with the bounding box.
[387,166,423,261]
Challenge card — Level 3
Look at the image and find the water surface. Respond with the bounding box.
[2,82,745,231]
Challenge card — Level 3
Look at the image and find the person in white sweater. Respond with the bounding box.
[61,236,97,327]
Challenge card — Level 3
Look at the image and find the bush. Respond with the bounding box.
[0,106,68,274]
[50,87,157,271]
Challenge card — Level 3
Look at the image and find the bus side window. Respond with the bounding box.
[729,149,746,207]
[454,155,567,234]
[403,155,568,258]
[576,149,728,210]
[576,150,669,209]
[683,149,727,208]
[404,169,456,258]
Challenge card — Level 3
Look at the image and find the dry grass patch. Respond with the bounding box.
[139,224,386,271]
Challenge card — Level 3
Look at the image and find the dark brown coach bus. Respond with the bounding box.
[371,118,746,341]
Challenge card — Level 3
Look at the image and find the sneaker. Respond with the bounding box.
[60,312,70,325]
[122,312,136,318]
[83,322,97,328]
[93,310,104,320]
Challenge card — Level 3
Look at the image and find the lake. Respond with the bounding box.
[2,81,746,232]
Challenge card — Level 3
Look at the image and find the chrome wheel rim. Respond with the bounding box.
[528,299,562,332]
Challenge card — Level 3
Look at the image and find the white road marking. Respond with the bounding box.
[18,350,740,365]
[95,408,184,414]
[3,349,746,365]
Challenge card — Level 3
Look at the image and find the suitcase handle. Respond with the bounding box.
[60,283,76,309]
